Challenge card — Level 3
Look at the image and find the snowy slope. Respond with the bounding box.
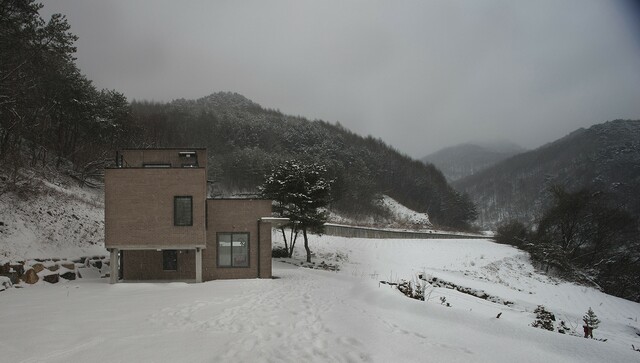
[2,235,639,362]
[377,194,431,227]
[0,172,107,260]
[328,195,432,229]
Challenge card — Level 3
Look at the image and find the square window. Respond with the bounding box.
[163,250,177,271]
[218,233,249,267]
[174,196,192,226]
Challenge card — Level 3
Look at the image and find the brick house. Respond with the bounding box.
[104,148,283,283]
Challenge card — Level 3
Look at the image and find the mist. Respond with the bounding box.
[41,0,640,157]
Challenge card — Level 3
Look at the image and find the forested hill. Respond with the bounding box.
[422,141,525,181]
[454,120,640,228]
[0,3,474,229]
[130,93,477,228]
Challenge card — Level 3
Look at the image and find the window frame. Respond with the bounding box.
[174,196,193,226]
[217,232,250,268]
[162,250,178,271]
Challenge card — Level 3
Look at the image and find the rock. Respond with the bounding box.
[8,271,21,284]
[47,265,60,272]
[91,260,102,269]
[10,264,25,276]
[60,271,76,280]
[31,263,45,273]
[61,262,75,270]
[72,257,86,264]
[21,269,39,284]
[0,262,9,274]
[43,273,59,284]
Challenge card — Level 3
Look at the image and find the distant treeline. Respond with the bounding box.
[130,94,477,229]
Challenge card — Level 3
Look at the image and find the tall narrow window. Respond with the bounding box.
[217,233,249,267]
[163,250,178,271]
[174,196,192,226]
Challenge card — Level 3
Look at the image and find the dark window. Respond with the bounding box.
[163,250,177,271]
[174,196,193,226]
[143,163,171,168]
[217,233,249,267]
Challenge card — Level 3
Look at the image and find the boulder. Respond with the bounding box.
[60,271,76,281]
[43,273,59,284]
[47,265,60,272]
[8,271,21,284]
[31,263,45,273]
[91,260,102,269]
[61,263,75,270]
[21,269,39,284]
[10,264,25,276]
[0,276,11,291]
[0,262,9,275]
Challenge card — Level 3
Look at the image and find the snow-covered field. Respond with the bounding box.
[2,234,639,362]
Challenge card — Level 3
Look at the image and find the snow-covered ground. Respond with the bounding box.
[328,194,433,230]
[377,194,431,227]
[2,234,639,362]
[0,173,106,261]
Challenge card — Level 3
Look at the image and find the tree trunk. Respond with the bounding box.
[288,227,299,258]
[280,227,288,253]
[303,228,311,263]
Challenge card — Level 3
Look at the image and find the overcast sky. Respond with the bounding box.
[41,0,640,157]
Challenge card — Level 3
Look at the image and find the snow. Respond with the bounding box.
[0,175,107,261]
[1,234,639,362]
[377,194,431,227]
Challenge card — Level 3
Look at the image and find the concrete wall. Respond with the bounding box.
[323,224,486,240]
[203,199,273,280]
[104,168,207,249]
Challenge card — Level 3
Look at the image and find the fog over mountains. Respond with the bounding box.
[452,120,640,228]
[422,141,525,182]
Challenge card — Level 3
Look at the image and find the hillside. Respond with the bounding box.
[454,120,640,228]
[0,167,106,261]
[422,141,525,181]
[3,236,639,362]
[131,93,477,228]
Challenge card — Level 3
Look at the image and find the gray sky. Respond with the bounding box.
[41,0,640,158]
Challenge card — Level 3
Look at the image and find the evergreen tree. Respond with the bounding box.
[260,160,333,262]
[583,307,600,329]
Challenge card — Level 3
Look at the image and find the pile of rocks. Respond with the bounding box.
[0,256,109,290]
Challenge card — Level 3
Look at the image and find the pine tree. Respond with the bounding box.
[583,307,600,329]
[260,160,333,263]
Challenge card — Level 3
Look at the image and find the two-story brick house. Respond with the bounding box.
[104,148,281,283]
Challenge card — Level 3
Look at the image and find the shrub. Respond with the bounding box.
[272,247,289,258]
[494,220,529,247]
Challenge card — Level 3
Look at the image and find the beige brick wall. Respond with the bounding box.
[105,168,206,249]
[120,149,207,168]
[203,199,272,280]
[122,250,196,280]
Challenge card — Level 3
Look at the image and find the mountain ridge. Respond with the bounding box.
[454,119,640,228]
[422,141,525,181]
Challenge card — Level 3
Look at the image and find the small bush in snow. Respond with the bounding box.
[272,247,289,258]
[531,305,555,331]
